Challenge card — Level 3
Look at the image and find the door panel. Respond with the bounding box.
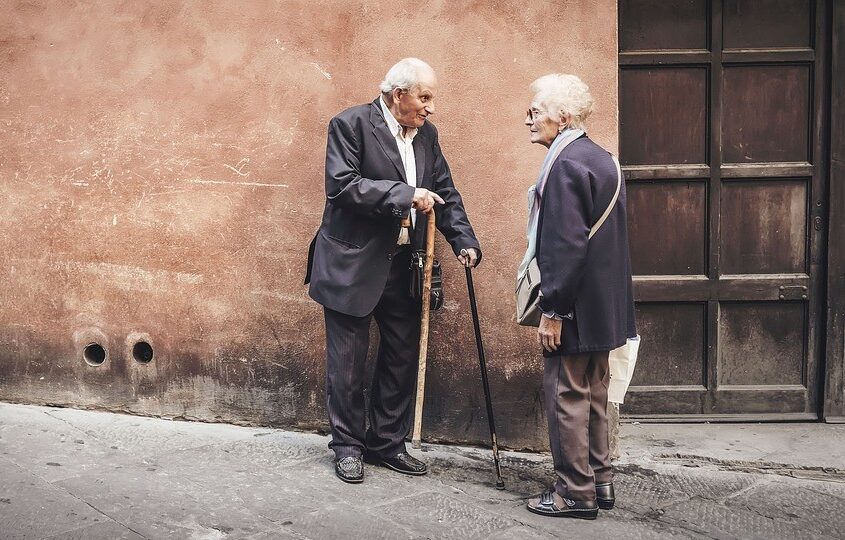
[718,302,806,386]
[628,182,708,275]
[723,0,813,49]
[632,302,707,387]
[719,180,808,274]
[721,65,812,163]
[620,0,709,51]
[619,68,708,165]
[619,0,827,419]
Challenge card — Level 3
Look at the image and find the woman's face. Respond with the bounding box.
[525,103,565,147]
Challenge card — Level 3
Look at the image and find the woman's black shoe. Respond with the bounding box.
[596,482,615,510]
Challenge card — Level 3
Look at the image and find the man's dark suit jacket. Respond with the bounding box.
[536,135,637,356]
[305,98,481,317]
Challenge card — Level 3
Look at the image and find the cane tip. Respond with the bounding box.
[495,481,506,490]
[412,439,421,449]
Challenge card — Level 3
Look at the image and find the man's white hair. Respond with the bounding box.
[530,73,594,129]
[379,58,435,94]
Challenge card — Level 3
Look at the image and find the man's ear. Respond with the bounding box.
[392,88,403,103]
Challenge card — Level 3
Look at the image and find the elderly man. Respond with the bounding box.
[305,58,481,484]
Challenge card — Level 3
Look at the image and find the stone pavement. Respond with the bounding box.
[1,403,844,539]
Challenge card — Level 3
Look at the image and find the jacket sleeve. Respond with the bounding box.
[537,158,593,317]
[429,128,482,262]
[325,116,415,217]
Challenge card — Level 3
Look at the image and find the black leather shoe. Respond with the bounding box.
[335,456,364,484]
[596,482,615,510]
[378,452,428,476]
[527,491,598,520]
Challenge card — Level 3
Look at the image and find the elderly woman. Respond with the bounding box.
[520,74,636,519]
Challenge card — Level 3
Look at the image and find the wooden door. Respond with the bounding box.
[618,0,830,419]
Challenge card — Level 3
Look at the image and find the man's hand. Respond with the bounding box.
[458,248,479,268]
[412,188,445,214]
[538,315,562,353]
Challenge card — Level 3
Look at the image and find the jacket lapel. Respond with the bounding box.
[369,100,407,183]
[412,133,426,187]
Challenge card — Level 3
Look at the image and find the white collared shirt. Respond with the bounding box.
[380,97,417,245]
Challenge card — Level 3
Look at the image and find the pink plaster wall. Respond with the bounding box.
[0,0,618,449]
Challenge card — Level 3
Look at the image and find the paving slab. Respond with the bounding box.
[0,456,109,540]
[0,405,141,483]
[41,522,145,540]
[658,496,822,540]
[45,406,262,456]
[486,525,558,540]
[242,528,306,539]
[375,491,517,540]
[728,476,845,539]
[54,467,279,539]
[284,501,422,540]
[620,422,845,472]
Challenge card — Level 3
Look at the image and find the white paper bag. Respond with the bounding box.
[608,335,641,404]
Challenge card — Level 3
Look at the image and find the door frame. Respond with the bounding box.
[823,1,845,422]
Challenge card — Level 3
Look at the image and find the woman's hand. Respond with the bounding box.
[537,315,562,353]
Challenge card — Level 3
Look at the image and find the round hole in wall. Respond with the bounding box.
[132,341,154,363]
[83,343,106,366]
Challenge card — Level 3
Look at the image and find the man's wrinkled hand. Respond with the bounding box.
[537,315,562,353]
[412,188,445,214]
[458,248,479,268]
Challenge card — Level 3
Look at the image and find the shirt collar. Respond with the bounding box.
[379,96,417,141]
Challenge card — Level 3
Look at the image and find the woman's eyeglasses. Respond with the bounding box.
[526,108,543,121]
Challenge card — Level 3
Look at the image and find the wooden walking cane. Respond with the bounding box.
[412,211,436,449]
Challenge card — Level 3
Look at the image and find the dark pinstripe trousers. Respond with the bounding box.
[324,246,420,460]
[544,350,613,501]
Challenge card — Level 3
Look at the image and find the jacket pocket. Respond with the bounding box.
[323,231,361,249]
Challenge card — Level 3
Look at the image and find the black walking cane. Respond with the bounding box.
[461,249,505,490]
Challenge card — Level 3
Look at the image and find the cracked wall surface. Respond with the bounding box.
[0,0,618,450]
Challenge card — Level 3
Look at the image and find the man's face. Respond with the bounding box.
[393,73,437,129]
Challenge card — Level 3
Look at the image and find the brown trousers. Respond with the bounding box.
[544,350,613,501]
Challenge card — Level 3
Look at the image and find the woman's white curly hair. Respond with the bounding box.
[530,73,594,129]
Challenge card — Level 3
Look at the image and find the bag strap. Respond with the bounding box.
[588,154,622,240]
